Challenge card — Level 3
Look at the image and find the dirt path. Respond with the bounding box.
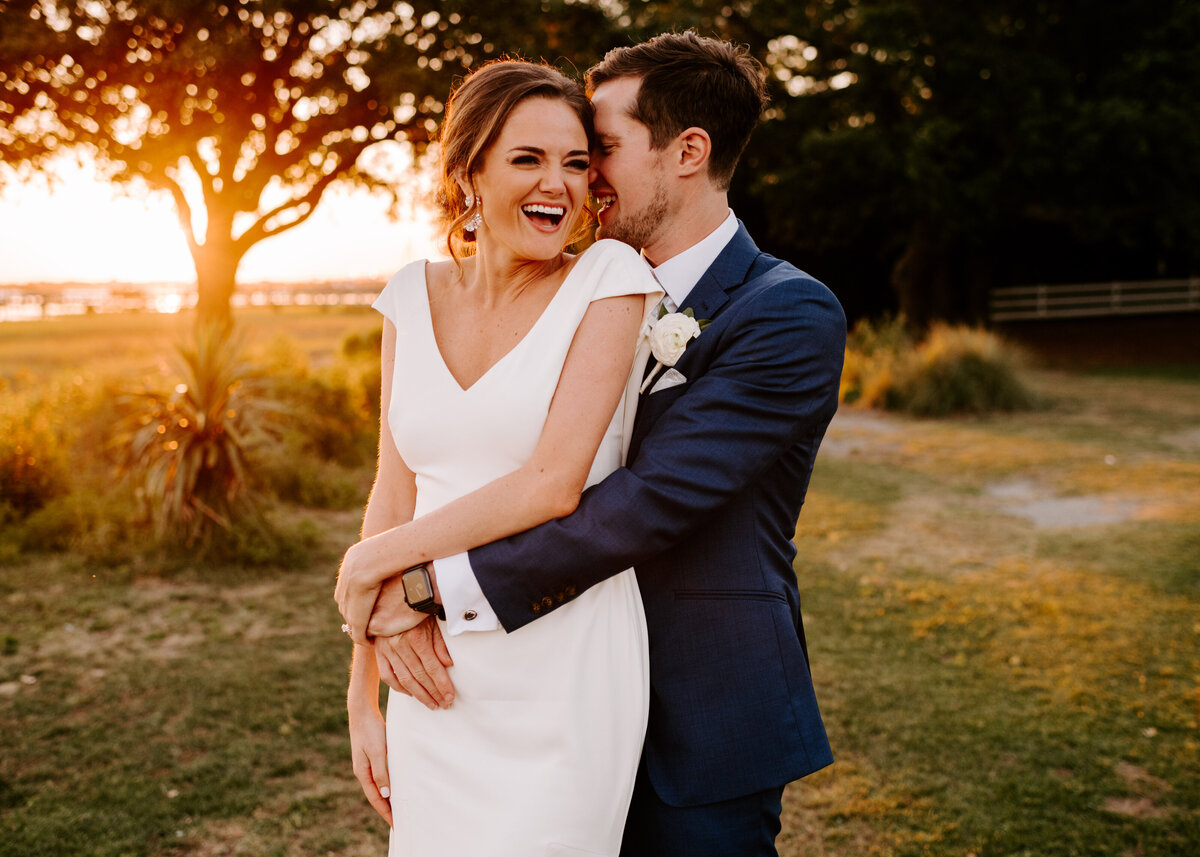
[816,408,1159,575]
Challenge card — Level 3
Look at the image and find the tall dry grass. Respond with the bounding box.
[841,316,1040,416]
[0,316,380,568]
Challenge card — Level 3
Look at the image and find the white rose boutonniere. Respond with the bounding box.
[640,307,709,393]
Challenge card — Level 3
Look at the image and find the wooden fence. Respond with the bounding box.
[989,278,1200,322]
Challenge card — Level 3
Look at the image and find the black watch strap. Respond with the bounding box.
[401,564,446,621]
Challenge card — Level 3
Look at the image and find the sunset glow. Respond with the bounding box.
[0,153,442,287]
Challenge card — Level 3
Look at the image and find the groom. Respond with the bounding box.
[377,31,845,856]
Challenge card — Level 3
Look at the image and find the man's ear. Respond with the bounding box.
[674,127,712,178]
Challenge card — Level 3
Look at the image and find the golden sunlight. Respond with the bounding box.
[0,153,441,287]
[0,158,193,284]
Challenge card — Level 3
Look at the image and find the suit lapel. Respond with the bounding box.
[678,223,759,321]
[628,224,761,458]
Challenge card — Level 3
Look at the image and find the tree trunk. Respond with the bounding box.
[193,243,240,331]
[962,251,995,325]
[891,232,952,329]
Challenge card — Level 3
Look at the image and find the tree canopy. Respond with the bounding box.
[645,0,1200,323]
[0,0,616,324]
[3,0,1196,325]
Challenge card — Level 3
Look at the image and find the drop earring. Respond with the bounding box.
[464,192,482,233]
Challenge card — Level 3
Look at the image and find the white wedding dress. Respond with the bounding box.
[371,239,658,856]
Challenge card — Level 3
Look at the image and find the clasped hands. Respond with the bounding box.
[336,541,457,710]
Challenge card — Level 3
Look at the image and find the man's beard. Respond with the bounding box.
[598,176,670,252]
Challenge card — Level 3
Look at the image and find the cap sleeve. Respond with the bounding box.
[371,259,426,326]
[583,239,662,303]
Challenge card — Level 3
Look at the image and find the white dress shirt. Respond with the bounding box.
[436,210,740,634]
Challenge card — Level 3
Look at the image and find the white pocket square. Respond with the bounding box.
[649,368,687,394]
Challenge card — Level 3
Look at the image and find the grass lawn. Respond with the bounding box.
[782,370,1200,856]
[0,306,382,381]
[2,312,1198,855]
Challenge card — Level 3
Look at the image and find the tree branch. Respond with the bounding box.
[234,164,346,252]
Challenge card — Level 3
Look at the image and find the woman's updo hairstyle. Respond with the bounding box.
[436,59,595,261]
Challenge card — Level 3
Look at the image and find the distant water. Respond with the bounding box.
[0,281,382,322]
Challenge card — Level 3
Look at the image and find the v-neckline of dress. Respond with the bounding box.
[421,255,585,393]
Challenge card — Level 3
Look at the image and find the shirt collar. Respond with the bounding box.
[646,210,739,309]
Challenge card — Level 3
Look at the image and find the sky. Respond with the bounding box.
[0,153,442,286]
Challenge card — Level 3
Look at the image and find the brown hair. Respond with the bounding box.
[587,31,768,190]
[437,60,595,261]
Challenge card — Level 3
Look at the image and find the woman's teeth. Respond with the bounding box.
[522,204,566,227]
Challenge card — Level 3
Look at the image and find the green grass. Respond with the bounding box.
[790,558,1199,856]
[1035,521,1200,595]
[0,306,381,380]
[0,519,389,857]
[2,313,1198,856]
[782,366,1200,856]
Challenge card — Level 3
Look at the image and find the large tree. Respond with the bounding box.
[0,0,617,325]
[624,0,1200,324]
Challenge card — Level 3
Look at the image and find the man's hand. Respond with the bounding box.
[374,617,456,710]
[367,575,427,639]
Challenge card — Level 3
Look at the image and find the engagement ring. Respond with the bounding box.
[341,623,353,635]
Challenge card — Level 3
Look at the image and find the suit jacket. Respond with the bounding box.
[468,223,846,807]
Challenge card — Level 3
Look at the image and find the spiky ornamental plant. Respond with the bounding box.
[119,323,281,545]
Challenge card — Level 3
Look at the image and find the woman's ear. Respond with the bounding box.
[675,127,712,178]
[453,169,472,202]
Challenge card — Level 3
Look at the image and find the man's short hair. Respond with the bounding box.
[587,31,769,190]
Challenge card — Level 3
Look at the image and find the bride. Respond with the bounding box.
[333,60,660,855]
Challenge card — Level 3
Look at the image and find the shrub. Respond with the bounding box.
[340,327,383,420]
[258,337,377,468]
[252,445,370,511]
[0,419,67,518]
[0,378,73,518]
[116,324,282,545]
[841,317,1039,417]
[900,324,1040,417]
[840,315,913,409]
[183,511,323,568]
[13,482,139,560]
[342,326,383,360]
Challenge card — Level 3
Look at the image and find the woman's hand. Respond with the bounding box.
[348,692,393,827]
[335,540,385,644]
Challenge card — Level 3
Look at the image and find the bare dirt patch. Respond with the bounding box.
[823,409,1151,548]
[832,489,1038,575]
[984,479,1144,528]
[818,409,907,459]
[1164,426,1200,452]
[18,575,331,691]
[1102,796,1171,819]
[1114,760,1172,793]
[1100,761,1174,819]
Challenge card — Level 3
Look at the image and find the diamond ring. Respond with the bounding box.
[341,623,353,635]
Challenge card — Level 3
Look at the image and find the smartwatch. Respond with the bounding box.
[401,563,446,620]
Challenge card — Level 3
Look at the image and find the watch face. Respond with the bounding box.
[403,568,432,603]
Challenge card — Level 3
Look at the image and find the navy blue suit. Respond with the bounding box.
[468,224,845,848]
